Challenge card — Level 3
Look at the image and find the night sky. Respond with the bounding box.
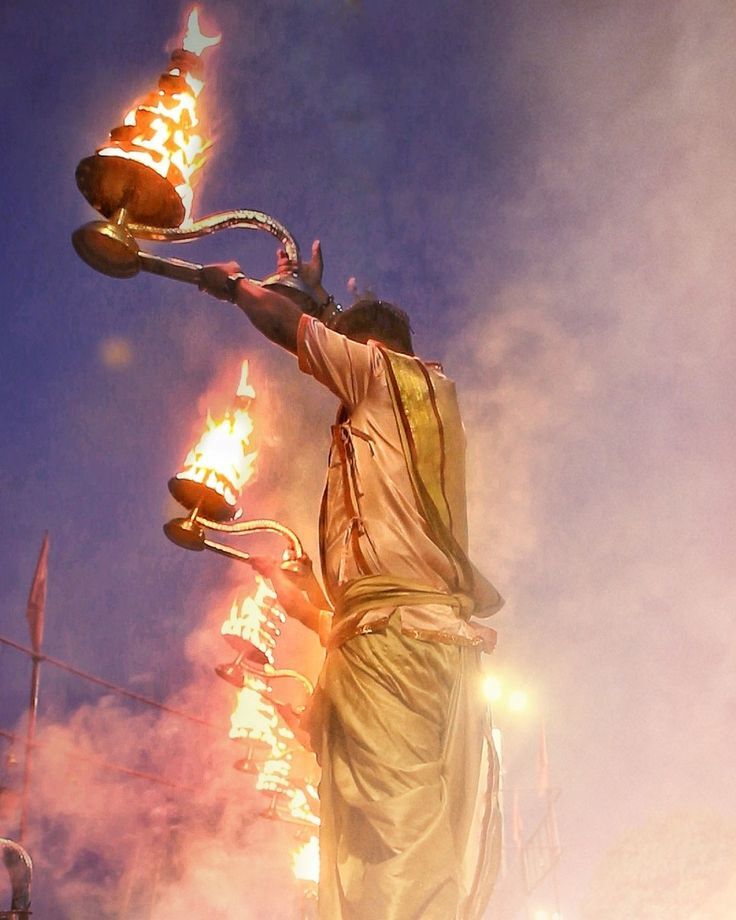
[2,0,736,917]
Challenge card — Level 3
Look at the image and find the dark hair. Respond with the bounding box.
[330,299,414,354]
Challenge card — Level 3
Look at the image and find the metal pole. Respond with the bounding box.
[18,653,41,844]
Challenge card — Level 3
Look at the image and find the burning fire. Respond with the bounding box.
[256,751,294,796]
[287,783,320,827]
[175,360,257,511]
[225,580,290,753]
[97,6,221,222]
[221,576,285,667]
[222,581,320,830]
[228,676,280,747]
[292,835,320,885]
[220,579,321,865]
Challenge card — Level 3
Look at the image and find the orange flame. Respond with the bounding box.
[256,750,294,796]
[221,577,285,667]
[229,676,280,747]
[220,575,321,831]
[175,360,256,511]
[98,5,221,222]
[225,580,291,756]
[292,835,320,884]
[182,7,222,56]
[287,783,320,827]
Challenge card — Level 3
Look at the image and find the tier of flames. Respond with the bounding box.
[222,576,286,667]
[98,7,221,222]
[176,360,257,510]
[221,581,321,837]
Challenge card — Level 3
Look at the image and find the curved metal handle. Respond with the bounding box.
[193,517,331,607]
[197,516,304,559]
[128,208,300,264]
[72,208,320,306]
[164,511,306,566]
[262,664,314,696]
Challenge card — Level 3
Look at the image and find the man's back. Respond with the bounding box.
[297,314,485,646]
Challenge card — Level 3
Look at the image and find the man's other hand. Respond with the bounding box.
[472,624,498,654]
[276,240,324,291]
[248,555,301,600]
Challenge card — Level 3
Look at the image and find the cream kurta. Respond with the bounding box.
[297,314,485,646]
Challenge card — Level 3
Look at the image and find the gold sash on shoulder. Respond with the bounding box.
[378,347,503,617]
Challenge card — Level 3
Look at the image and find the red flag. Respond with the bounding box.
[537,721,549,797]
[26,532,49,654]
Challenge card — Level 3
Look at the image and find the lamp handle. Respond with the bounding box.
[72,207,317,302]
[128,208,300,264]
[131,208,310,298]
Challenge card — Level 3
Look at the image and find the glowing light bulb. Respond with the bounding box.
[483,675,503,703]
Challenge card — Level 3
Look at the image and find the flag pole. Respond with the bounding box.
[19,532,49,844]
[19,657,41,844]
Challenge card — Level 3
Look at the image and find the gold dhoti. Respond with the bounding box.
[307,616,501,920]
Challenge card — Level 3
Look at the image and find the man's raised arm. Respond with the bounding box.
[198,241,328,355]
[198,261,303,354]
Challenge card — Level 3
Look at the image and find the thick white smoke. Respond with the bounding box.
[449,1,736,913]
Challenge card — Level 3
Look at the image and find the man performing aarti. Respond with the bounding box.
[199,244,503,920]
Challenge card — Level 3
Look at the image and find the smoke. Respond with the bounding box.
[446,0,736,912]
[11,299,328,918]
[22,584,316,919]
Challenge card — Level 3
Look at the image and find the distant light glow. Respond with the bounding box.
[483,675,503,703]
[98,336,133,369]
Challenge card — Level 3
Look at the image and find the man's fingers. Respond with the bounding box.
[276,247,293,273]
[472,624,498,654]
[310,239,324,278]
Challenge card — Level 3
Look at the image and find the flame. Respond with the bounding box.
[98,5,221,222]
[287,783,321,827]
[256,750,294,796]
[236,359,256,399]
[220,574,321,832]
[225,580,289,754]
[221,577,286,667]
[182,7,222,56]
[176,361,256,510]
[292,835,320,884]
[228,677,279,746]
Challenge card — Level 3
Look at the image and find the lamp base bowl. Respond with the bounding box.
[215,660,249,687]
[167,477,235,522]
[222,633,269,667]
[163,516,206,551]
[71,219,141,278]
[76,154,185,228]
